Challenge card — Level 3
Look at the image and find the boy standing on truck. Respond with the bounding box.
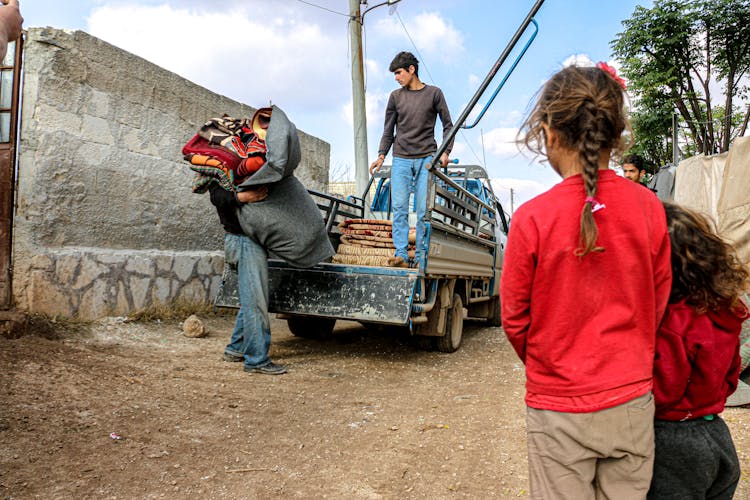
[369,51,454,268]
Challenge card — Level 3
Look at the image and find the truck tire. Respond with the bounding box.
[436,294,463,353]
[487,296,501,327]
[287,316,336,339]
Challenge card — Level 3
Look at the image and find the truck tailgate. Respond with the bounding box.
[215,260,419,325]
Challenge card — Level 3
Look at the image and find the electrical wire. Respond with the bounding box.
[394,10,434,83]
[293,0,350,17]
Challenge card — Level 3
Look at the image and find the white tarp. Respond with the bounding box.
[674,151,728,223]
[717,136,750,267]
[673,136,750,266]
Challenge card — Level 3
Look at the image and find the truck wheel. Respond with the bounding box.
[436,294,463,353]
[487,297,501,327]
[287,316,336,339]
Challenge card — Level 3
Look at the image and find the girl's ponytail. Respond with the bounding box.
[576,100,607,256]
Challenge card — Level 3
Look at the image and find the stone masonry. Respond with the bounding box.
[13,28,331,319]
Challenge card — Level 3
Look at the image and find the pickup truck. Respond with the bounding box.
[214,163,509,352]
[214,0,545,352]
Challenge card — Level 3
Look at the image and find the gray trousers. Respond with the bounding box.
[648,416,740,500]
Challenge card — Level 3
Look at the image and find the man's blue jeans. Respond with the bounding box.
[391,155,431,266]
[223,233,271,369]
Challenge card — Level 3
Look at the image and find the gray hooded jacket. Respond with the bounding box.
[236,106,334,268]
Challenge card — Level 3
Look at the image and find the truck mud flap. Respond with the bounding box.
[214,261,418,325]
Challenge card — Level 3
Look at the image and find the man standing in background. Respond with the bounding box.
[369,51,453,269]
[622,154,648,184]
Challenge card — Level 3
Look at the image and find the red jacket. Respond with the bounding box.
[653,300,748,420]
[501,170,672,411]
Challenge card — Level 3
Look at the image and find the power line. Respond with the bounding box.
[459,129,485,166]
[293,0,350,18]
[394,10,435,83]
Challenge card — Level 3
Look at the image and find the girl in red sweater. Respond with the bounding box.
[500,64,672,499]
[648,203,749,500]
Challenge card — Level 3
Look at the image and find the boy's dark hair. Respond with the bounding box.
[389,51,419,77]
[663,202,749,312]
[623,154,645,172]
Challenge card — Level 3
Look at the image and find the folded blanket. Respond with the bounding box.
[185,106,333,269]
[183,129,267,192]
[340,219,392,226]
[198,115,250,144]
[183,134,242,169]
[341,228,392,238]
[340,235,395,248]
[332,254,391,267]
[337,243,414,258]
[342,224,393,232]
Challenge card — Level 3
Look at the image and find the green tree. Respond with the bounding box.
[628,95,673,167]
[611,0,750,160]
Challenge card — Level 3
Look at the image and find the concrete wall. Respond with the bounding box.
[13,28,331,318]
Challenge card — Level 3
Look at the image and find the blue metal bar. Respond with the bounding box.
[462,19,539,130]
[411,279,439,314]
[429,0,546,170]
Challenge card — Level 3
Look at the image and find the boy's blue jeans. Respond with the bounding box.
[391,155,431,266]
[223,233,271,369]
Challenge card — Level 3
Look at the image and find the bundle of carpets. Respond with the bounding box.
[332,219,415,267]
[181,108,272,193]
[180,105,335,268]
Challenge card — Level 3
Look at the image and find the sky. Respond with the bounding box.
[22,0,654,210]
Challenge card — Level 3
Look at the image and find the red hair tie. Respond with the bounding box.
[596,62,626,90]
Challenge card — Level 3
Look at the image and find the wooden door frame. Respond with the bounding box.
[0,35,23,308]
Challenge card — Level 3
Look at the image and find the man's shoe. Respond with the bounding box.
[222,352,243,362]
[244,362,288,375]
[387,256,408,268]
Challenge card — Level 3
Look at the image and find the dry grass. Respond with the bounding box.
[1,313,91,340]
[127,299,235,323]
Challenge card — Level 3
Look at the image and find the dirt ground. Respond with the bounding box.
[1,315,749,499]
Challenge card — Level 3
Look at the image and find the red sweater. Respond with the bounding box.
[500,170,671,411]
[653,300,748,420]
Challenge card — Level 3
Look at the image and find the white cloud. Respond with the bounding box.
[482,127,523,158]
[562,53,594,68]
[87,3,349,111]
[373,12,463,62]
[341,90,390,128]
[450,141,468,159]
[490,177,551,211]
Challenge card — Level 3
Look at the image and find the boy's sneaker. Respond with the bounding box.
[244,362,287,375]
[222,352,243,363]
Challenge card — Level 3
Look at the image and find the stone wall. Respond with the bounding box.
[13,28,331,318]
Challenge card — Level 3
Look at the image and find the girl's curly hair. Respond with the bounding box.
[664,202,750,312]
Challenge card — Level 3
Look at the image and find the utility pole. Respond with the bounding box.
[672,111,679,165]
[510,188,515,215]
[349,0,369,201]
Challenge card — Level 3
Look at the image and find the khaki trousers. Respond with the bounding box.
[526,392,655,500]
